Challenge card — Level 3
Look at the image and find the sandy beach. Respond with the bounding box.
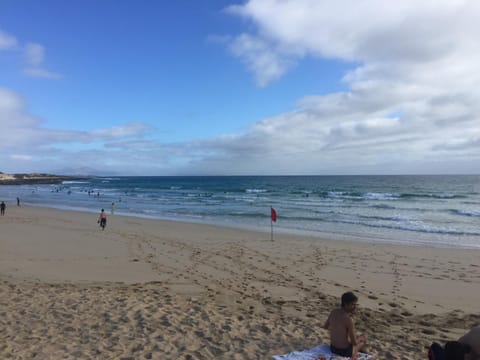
[0,205,479,359]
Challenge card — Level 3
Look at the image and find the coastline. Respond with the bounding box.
[0,172,86,185]
[2,174,480,250]
[1,205,479,359]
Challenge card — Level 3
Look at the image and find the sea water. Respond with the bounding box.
[1,175,479,249]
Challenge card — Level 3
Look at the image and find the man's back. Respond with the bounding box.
[325,308,353,348]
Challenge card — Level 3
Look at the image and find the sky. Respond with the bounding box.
[1,0,480,176]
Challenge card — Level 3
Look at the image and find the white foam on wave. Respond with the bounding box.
[363,192,398,200]
[62,181,90,184]
[452,209,480,217]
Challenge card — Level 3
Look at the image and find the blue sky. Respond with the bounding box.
[1,0,480,175]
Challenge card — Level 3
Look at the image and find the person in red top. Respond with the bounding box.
[98,209,107,230]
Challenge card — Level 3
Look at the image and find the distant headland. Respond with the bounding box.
[0,172,87,185]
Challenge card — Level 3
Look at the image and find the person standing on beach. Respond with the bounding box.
[111,202,115,215]
[323,291,368,357]
[0,201,5,216]
[98,209,107,230]
[16,197,20,206]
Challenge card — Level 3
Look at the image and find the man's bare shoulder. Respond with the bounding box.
[329,308,350,321]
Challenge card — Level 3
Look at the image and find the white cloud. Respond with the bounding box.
[223,0,480,87]
[22,42,63,79]
[228,33,295,86]
[10,154,33,161]
[22,67,63,79]
[91,123,154,140]
[226,0,479,64]
[24,43,44,65]
[0,30,17,50]
[0,88,159,174]
[184,0,480,174]
[0,88,40,128]
[0,30,62,79]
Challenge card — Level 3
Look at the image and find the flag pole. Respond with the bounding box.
[270,206,276,241]
[271,215,273,241]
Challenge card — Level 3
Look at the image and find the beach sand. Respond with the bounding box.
[0,205,479,359]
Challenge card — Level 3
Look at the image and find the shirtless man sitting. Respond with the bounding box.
[323,291,368,358]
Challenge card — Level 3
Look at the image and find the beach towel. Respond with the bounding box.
[273,344,373,360]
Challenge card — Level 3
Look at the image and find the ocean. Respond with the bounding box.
[1,175,480,249]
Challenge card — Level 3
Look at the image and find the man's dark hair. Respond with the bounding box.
[445,341,471,360]
[341,291,358,307]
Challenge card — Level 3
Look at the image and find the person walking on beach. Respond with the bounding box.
[16,197,20,206]
[98,208,107,230]
[323,291,368,357]
[111,202,115,215]
[0,201,5,216]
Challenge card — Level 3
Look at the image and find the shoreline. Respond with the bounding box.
[8,202,480,251]
[2,173,480,251]
[1,205,479,359]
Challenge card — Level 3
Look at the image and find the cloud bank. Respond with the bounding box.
[0,88,158,174]
[204,0,480,174]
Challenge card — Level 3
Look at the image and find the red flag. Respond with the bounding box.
[271,207,277,222]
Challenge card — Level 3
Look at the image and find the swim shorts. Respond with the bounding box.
[330,344,353,357]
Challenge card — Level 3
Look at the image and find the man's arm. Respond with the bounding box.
[346,317,357,345]
[323,314,330,330]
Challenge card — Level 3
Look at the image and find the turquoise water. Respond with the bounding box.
[1,175,480,248]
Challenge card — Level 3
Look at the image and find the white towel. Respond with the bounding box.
[273,344,373,360]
